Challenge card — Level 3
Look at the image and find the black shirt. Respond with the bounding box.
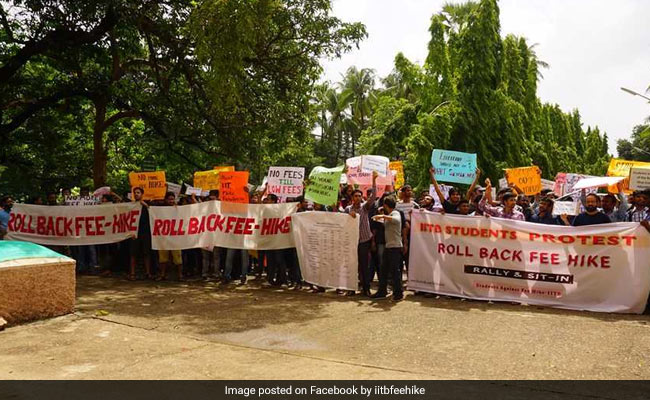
[138,204,150,236]
[443,199,458,214]
[530,212,559,225]
[572,212,611,227]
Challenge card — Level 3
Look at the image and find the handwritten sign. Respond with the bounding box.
[389,161,404,189]
[429,184,452,206]
[305,165,344,206]
[214,165,235,173]
[64,195,102,206]
[564,173,597,195]
[607,158,650,193]
[360,155,389,176]
[267,167,305,200]
[193,170,221,190]
[552,201,580,216]
[166,182,182,198]
[505,166,541,195]
[431,149,477,185]
[346,156,393,187]
[129,171,167,200]
[630,167,650,190]
[219,171,249,203]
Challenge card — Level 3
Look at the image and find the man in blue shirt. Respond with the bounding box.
[530,197,559,225]
[0,196,13,240]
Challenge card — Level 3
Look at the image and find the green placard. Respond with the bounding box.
[305,165,344,206]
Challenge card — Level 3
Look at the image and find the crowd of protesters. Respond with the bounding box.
[2,164,650,302]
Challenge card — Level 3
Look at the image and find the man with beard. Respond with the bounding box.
[561,193,610,226]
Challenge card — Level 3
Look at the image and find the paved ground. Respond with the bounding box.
[1,275,650,380]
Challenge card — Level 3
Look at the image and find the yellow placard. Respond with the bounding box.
[129,171,166,200]
[389,161,404,189]
[193,170,222,190]
[606,159,650,193]
[505,166,541,195]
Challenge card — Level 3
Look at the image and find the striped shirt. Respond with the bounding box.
[345,188,376,243]
[479,197,525,221]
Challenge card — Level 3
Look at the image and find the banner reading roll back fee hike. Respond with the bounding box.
[148,201,296,250]
[7,203,142,245]
[408,212,650,314]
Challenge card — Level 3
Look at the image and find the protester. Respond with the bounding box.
[456,199,473,216]
[0,196,12,240]
[129,187,152,281]
[419,194,436,211]
[430,167,481,214]
[627,190,650,223]
[516,194,534,221]
[529,197,559,225]
[479,179,525,220]
[371,196,403,301]
[561,193,611,226]
[156,191,184,281]
[201,190,222,281]
[345,171,378,297]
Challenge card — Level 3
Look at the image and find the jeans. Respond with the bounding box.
[285,248,302,284]
[225,248,249,281]
[202,247,221,278]
[370,243,385,282]
[378,247,403,297]
[357,240,372,292]
[72,245,97,272]
[266,250,287,285]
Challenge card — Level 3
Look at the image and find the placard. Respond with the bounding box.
[219,171,249,203]
[267,167,305,200]
[430,149,477,185]
[305,165,344,206]
[389,161,405,189]
[129,171,167,200]
[360,155,389,176]
[630,167,650,190]
[193,170,221,191]
[505,166,541,195]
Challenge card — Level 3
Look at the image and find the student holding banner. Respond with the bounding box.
[429,167,481,214]
[345,171,378,297]
[129,187,152,281]
[155,192,184,281]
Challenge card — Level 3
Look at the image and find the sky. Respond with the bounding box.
[320,0,650,156]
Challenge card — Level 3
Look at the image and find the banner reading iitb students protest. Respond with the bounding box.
[148,201,296,250]
[291,211,359,291]
[408,212,650,314]
[7,203,142,245]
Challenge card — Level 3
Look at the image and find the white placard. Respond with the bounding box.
[572,176,624,190]
[429,184,452,207]
[552,201,580,216]
[166,182,182,198]
[360,155,389,177]
[267,166,305,199]
[64,195,102,206]
[291,211,359,290]
[629,167,650,190]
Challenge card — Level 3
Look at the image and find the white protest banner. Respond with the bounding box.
[408,212,650,313]
[7,202,142,246]
[629,167,650,190]
[148,201,296,250]
[166,182,182,198]
[552,201,580,216]
[64,195,102,206]
[360,155,389,176]
[291,211,359,290]
[267,167,305,200]
[429,184,451,206]
[572,176,625,190]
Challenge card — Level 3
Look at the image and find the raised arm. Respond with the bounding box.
[465,168,481,200]
[364,171,378,210]
[430,167,446,203]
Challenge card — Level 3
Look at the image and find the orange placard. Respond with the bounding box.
[219,171,249,203]
[505,166,541,195]
[129,171,166,200]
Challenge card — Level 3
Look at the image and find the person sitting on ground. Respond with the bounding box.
[479,179,525,221]
[561,193,611,226]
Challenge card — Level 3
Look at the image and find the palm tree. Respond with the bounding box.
[341,66,376,156]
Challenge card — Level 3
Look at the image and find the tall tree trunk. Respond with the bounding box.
[93,98,108,188]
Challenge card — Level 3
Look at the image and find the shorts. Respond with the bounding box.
[130,235,151,259]
[158,250,182,265]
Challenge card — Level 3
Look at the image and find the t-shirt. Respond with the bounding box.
[0,209,10,230]
[395,200,419,221]
[529,212,559,225]
[572,212,611,227]
[384,210,403,249]
[443,199,458,214]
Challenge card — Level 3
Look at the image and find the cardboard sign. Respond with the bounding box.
[360,155,389,177]
[564,173,597,195]
[389,161,404,189]
[431,149,477,185]
[219,171,249,203]
[572,176,625,190]
[193,170,221,190]
[64,195,102,206]
[305,165,344,206]
[552,201,580,216]
[267,167,305,199]
[429,184,452,207]
[185,185,203,196]
[630,167,650,190]
[214,165,235,173]
[541,179,555,191]
[129,171,167,200]
[554,173,567,196]
[505,166,541,195]
[166,182,182,198]
[607,158,650,177]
